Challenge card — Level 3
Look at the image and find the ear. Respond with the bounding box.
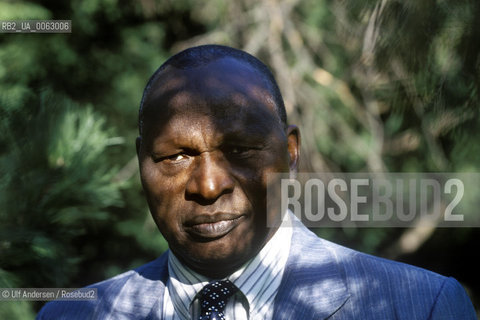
[286,125,300,173]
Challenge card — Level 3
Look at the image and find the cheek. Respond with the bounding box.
[238,152,288,198]
[140,162,184,224]
[232,170,268,218]
[236,160,289,227]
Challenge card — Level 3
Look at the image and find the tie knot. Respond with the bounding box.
[199,280,238,320]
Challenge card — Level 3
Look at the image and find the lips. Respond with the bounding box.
[184,213,245,239]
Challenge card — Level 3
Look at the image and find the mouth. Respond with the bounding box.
[184,213,245,240]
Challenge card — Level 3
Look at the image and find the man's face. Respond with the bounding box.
[137,58,299,278]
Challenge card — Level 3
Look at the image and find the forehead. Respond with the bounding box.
[142,58,282,136]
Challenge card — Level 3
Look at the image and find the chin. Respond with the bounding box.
[178,238,256,276]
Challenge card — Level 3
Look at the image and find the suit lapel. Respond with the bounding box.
[104,253,170,319]
[273,222,350,319]
[141,253,170,319]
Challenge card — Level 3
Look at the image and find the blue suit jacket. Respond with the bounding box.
[37,222,476,319]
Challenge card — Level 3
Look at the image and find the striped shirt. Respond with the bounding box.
[162,213,293,320]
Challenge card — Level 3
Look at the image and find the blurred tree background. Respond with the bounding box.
[0,0,479,317]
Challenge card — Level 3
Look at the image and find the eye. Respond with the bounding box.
[153,153,188,163]
[168,154,186,161]
[229,146,247,154]
[224,145,262,160]
[227,146,251,155]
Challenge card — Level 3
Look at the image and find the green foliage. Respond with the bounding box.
[0,91,118,283]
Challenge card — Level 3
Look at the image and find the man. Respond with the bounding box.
[38,45,476,319]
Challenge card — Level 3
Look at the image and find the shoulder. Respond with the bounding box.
[290,224,447,296]
[292,222,451,287]
[36,253,169,320]
[289,224,476,318]
[328,239,476,318]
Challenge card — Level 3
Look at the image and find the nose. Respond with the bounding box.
[186,153,235,203]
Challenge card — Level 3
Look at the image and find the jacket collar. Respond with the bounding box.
[273,221,350,319]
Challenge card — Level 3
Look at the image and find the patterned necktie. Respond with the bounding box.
[198,280,238,320]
